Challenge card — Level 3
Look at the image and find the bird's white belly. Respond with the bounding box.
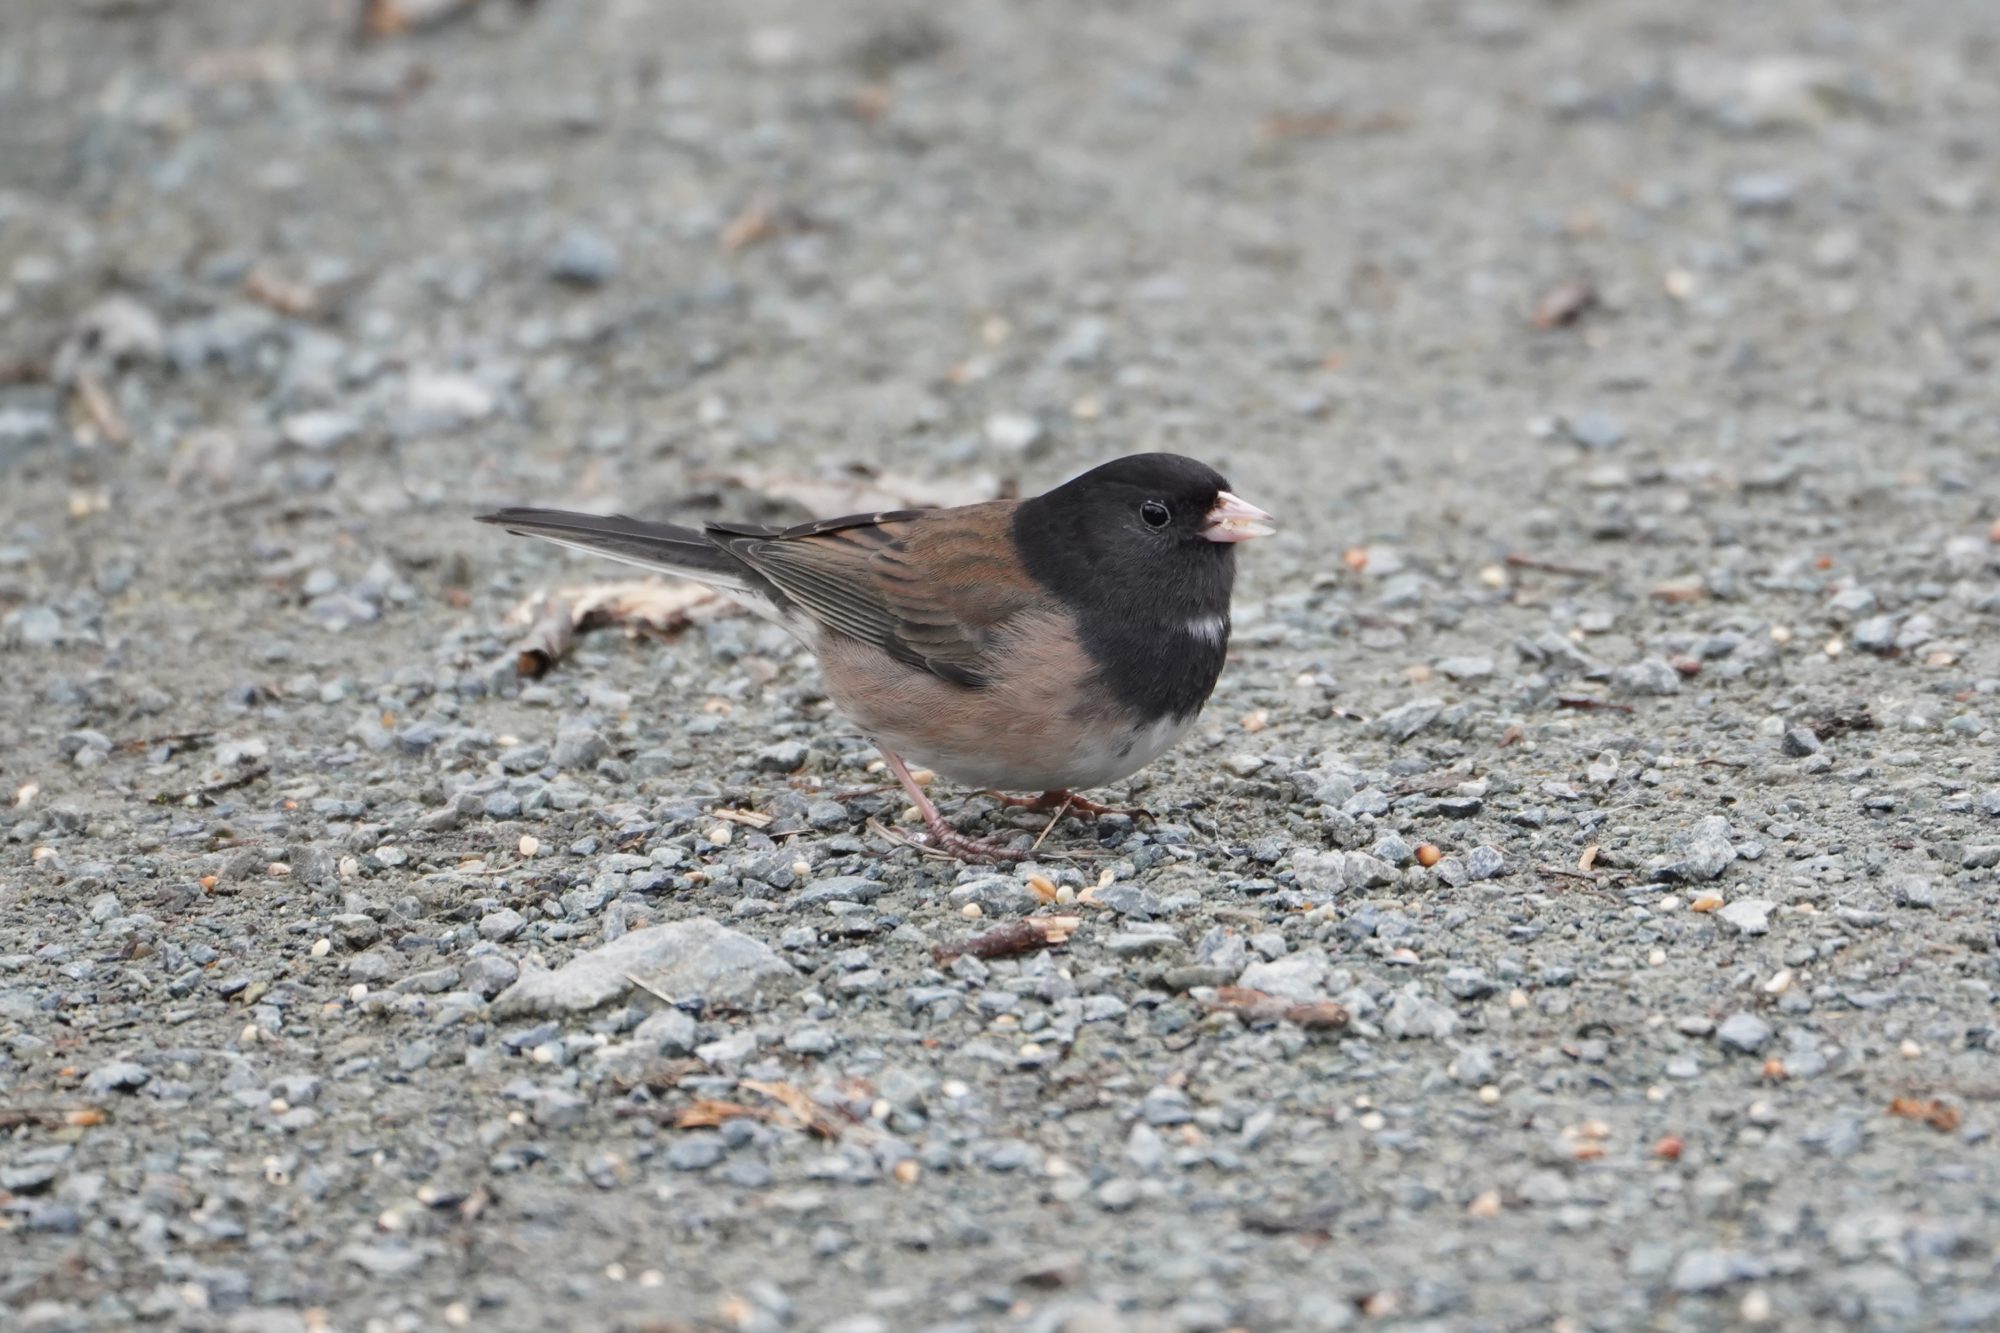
[891,710,1198,794]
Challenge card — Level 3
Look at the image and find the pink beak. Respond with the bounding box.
[1202,491,1276,543]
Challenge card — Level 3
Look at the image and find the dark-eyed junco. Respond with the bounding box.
[478,453,1274,861]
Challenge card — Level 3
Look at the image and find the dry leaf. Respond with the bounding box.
[1263,109,1345,140]
[365,0,482,37]
[721,200,775,252]
[504,580,724,677]
[673,1098,767,1130]
[509,594,574,679]
[245,265,319,317]
[1887,1096,1961,1132]
[740,1080,842,1138]
[1532,279,1598,329]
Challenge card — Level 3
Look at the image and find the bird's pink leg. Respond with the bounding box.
[881,750,1028,863]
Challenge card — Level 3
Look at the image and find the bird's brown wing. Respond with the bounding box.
[708,501,1043,687]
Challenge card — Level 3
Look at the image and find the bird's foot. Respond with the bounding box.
[878,748,1031,863]
[991,789,1151,821]
[910,820,1031,864]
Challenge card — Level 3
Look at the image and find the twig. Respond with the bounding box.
[152,763,271,805]
[72,372,130,445]
[1505,553,1603,578]
[1555,695,1633,714]
[0,1106,106,1130]
[622,972,677,1006]
[868,818,956,861]
[118,729,214,754]
[1534,863,1626,889]
[710,808,774,830]
[1201,986,1349,1030]
[1029,795,1074,852]
[1392,767,1475,796]
[934,915,1082,963]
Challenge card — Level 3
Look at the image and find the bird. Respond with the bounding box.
[477,453,1274,862]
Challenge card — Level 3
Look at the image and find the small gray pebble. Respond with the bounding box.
[754,740,810,773]
[667,1134,727,1171]
[784,1026,839,1055]
[1715,1012,1774,1054]
[1781,727,1823,756]
[83,1061,151,1095]
[548,226,620,285]
[478,909,527,942]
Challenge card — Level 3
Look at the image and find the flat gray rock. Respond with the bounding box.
[492,918,798,1017]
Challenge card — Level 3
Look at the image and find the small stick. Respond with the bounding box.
[1202,986,1350,1030]
[934,915,1082,963]
[869,818,957,861]
[1506,553,1603,578]
[0,1106,106,1130]
[1555,695,1633,714]
[119,730,215,754]
[622,972,677,1006]
[1029,795,1074,852]
[73,372,131,445]
[153,763,271,805]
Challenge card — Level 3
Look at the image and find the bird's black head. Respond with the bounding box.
[1013,453,1274,720]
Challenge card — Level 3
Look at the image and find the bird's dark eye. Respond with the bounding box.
[1140,500,1171,529]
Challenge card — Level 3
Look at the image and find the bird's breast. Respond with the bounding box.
[811,612,1200,792]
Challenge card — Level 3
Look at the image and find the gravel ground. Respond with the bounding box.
[6,2,2000,1330]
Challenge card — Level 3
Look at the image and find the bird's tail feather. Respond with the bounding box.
[475,508,760,594]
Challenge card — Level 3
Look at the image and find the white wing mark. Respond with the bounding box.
[1185,614,1228,644]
